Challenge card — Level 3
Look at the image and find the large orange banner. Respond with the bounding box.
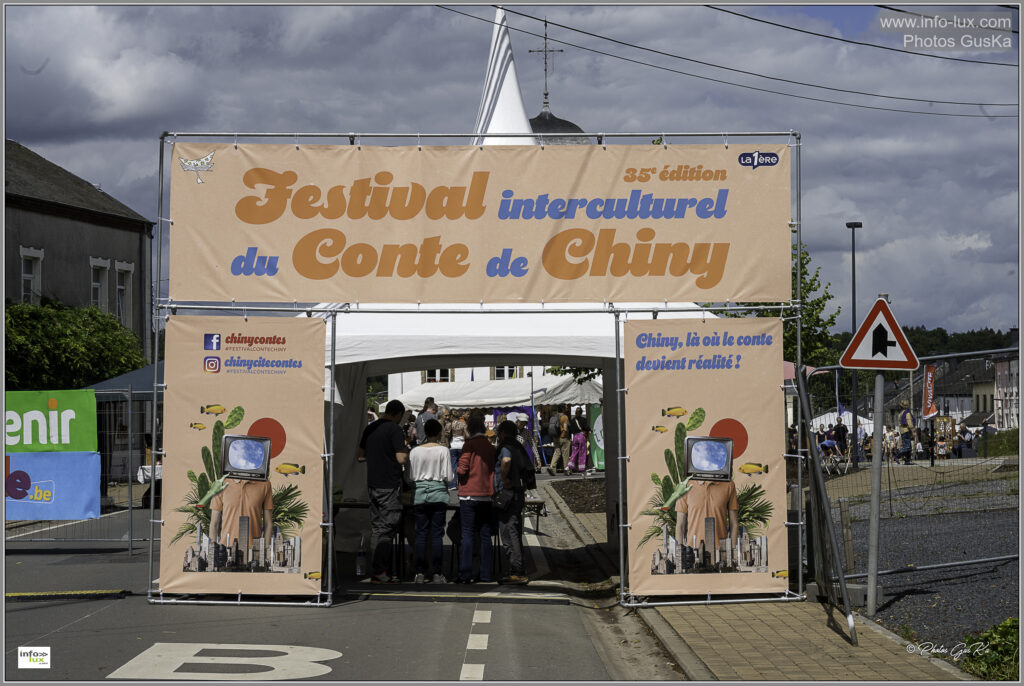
[624,318,786,595]
[169,143,791,303]
[160,316,325,595]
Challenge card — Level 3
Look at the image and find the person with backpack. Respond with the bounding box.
[493,420,534,584]
[894,399,917,465]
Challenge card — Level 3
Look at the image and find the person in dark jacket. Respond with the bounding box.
[494,420,532,584]
[357,399,408,584]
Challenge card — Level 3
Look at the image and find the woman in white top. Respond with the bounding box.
[405,419,454,583]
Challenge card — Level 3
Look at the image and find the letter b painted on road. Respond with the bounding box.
[107,643,342,680]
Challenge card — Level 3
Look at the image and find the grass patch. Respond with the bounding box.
[981,428,1019,458]
[956,617,1019,681]
[896,624,919,642]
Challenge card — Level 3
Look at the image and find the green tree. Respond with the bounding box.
[789,242,841,367]
[5,301,147,390]
[705,242,840,365]
[544,365,601,383]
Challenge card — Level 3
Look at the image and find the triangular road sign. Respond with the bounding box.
[840,299,919,370]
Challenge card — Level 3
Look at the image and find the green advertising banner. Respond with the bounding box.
[588,403,605,471]
[4,390,97,453]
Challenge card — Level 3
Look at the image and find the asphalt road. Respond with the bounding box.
[7,592,626,681]
[4,486,682,682]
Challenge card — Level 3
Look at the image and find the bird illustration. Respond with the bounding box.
[660,476,693,511]
[179,151,215,183]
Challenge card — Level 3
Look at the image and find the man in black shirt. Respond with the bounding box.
[358,399,408,583]
[833,418,850,465]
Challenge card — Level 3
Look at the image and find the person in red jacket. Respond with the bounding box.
[455,412,497,583]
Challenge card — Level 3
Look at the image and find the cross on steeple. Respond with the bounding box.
[529,19,563,109]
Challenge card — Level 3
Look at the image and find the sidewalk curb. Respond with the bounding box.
[543,481,717,681]
[853,614,975,681]
[636,607,717,681]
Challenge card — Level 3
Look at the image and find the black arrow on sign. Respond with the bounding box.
[872,324,897,357]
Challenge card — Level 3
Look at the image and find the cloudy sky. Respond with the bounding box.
[4,3,1019,334]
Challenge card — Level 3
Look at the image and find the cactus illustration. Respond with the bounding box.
[223,406,244,430]
[638,407,705,548]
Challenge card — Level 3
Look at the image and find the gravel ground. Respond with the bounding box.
[553,475,1019,652]
[849,509,1019,648]
[831,476,1019,523]
[549,475,607,513]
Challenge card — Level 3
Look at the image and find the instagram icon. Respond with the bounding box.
[203,356,221,373]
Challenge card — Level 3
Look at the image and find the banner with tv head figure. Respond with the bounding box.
[624,318,786,596]
[160,316,325,595]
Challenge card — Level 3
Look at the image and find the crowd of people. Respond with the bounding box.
[358,397,573,586]
[785,403,980,472]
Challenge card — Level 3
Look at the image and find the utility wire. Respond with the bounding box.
[878,5,1018,34]
[441,6,1017,119]
[500,6,1016,107]
[707,6,1018,67]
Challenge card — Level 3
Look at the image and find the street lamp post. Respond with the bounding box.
[846,222,862,467]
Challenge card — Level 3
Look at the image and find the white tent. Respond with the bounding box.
[472,7,536,146]
[318,302,706,493]
[394,375,603,411]
[810,410,877,435]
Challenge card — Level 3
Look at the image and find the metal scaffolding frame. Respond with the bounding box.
[149,130,804,608]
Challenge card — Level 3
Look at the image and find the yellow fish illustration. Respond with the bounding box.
[200,404,227,415]
[737,462,768,476]
[189,422,206,430]
[651,426,669,433]
[661,407,687,418]
[275,463,306,476]
[772,569,789,579]
[304,571,322,580]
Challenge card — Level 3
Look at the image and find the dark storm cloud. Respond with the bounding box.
[3,4,1018,333]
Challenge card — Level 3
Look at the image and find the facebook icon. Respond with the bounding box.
[203,334,221,351]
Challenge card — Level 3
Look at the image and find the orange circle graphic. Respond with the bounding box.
[248,418,286,459]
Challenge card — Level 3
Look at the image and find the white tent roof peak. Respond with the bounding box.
[473,7,536,146]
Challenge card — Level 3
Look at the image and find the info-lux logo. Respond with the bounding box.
[18,647,50,669]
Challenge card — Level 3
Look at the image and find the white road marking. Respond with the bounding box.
[524,530,548,577]
[472,610,491,624]
[466,634,489,650]
[459,664,484,681]
[4,601,117,657]
[107,643,341,680]
[6,508,131,538]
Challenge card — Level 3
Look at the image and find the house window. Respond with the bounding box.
[421,369,453,383]
[90,257,110,311]
[492,366,522,380]
[115,261,134,328]
[19,246,43,304]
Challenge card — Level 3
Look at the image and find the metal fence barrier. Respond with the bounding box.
[804,348,1019,579]
[4,390,159,550]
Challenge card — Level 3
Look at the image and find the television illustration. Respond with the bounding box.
[684,436,733,482]
[221,434,272,480]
